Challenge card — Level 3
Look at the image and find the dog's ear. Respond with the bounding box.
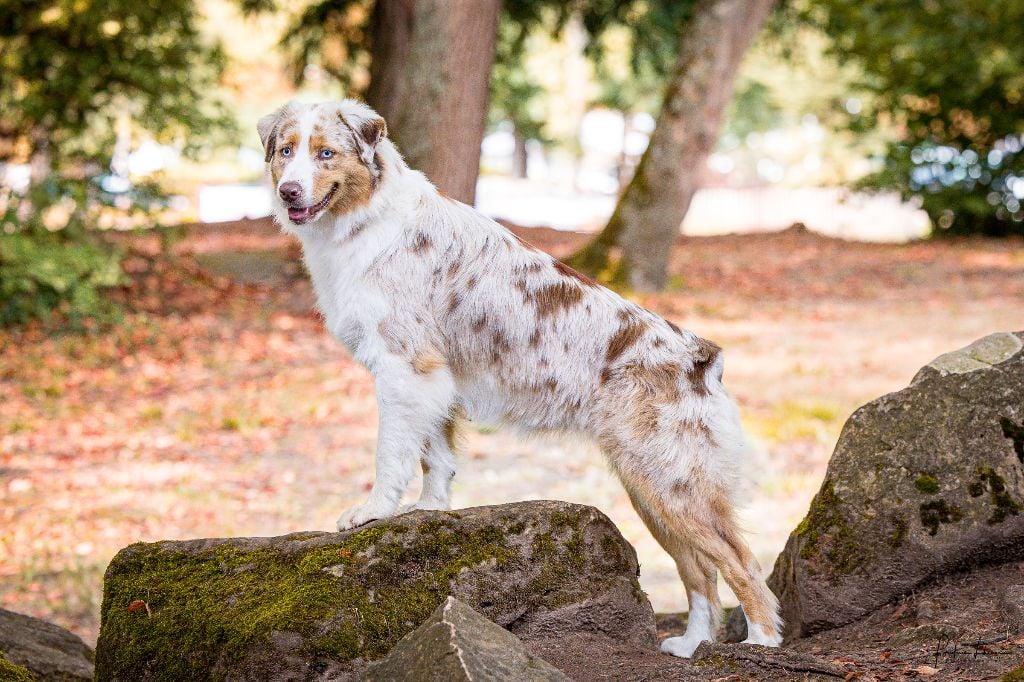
[257,102,297,163]
[339,104,387,166]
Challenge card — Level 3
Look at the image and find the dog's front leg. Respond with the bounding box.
[336,359,457,531]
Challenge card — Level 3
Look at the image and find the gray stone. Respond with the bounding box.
[731,332,1024,642]
[361,597,569,681]
[0,608,94,681]
[998,584,1024,633]
[95,500,656,681]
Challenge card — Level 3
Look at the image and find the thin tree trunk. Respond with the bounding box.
[569,0,776,291]
[512,127,528,179]
[371,0,501,205]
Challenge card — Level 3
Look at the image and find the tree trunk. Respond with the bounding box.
[368,0,501,205]
[512,127,528,179]
[568,0,776,291]
[364,0,415,124]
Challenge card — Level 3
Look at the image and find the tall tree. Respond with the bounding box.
[380,0,501,204]
[570,0,776,291]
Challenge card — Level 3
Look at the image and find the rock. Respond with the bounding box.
[0,608,95,681]
[998,584,1024,633]
[95,501,655,681]
[361,596,568,681]
[691,642,844,680]
[731,332,1024,641]
[888,623,963,647]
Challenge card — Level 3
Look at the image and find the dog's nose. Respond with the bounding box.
[279,182,302,202]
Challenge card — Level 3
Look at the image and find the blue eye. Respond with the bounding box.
[319,149,334,159]
[281,146,292,157]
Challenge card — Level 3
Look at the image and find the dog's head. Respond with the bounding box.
[258,100,387,226]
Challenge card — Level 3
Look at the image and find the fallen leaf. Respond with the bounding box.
[127,599,152,616]
[913,665,940,676]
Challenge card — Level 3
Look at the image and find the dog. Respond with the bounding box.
[257,99,782,657]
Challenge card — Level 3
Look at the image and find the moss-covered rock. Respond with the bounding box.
[735,332,1024,642]
[0,608,94,681]
[94,501,655,681]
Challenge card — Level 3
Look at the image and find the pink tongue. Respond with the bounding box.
[288,206,310,221]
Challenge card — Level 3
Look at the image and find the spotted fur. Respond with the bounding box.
[259,99,783,658]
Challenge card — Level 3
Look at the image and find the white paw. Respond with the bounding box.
[660,635,709,658]
[335,501,395,531]
[741,624,782,648]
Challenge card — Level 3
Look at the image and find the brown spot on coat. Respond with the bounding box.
[528,328,542,347]
[411,232,432,254]
[491,328,512,363]
[472,314,488,333]
[447,291,462,313]
[553,260,599,287]
[666,320,683,335]
[412,352,446,375]
[528,282,583,318]
[606,317,647,363]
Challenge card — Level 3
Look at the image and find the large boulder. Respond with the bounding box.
[95,500,655,681]
[361,596,569,681]
[750,332,1024,640]
[0,608,95,681]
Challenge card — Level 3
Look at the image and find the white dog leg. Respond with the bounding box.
[336,360,457,531]
[661,592,717,658]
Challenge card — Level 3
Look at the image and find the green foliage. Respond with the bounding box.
[276,0,371,89]
[0,180,128,327]
[0,0,236,327]
[489,15,550,143]
[0,0,235,164]
[801,0,1024,236]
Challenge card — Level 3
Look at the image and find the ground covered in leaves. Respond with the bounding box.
[2,218,1023,652]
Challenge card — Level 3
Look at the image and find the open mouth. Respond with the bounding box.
[287,184,338,224]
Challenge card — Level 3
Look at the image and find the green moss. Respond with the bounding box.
[1000,417,1024,465]
[973,466,1022,524]
[1001,664,1024,682]
[889,513,908,548]
[795,478,865,576]
[0,651,34,682]
[914,474,940,494]
[691,653,740,671]
[919,499,964,535]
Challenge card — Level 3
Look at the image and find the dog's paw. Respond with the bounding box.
[335,501,394,531]
[660,635,709,658]
[741,624,783,648]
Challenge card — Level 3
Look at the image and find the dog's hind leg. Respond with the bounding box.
[627,464,782,654]
[626,489,722,657]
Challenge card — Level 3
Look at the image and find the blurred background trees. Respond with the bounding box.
[0,0,233,324]
[800,0,1024,237]
[2,0,1024,326]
